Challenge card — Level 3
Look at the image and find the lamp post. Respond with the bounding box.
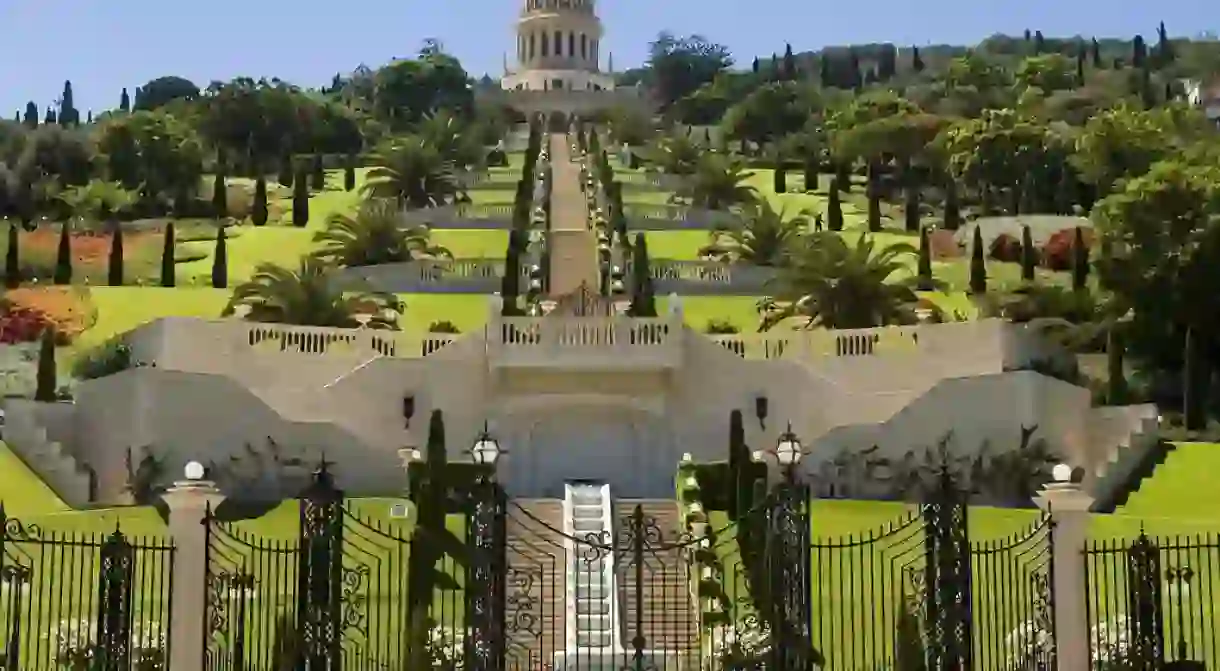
[466,422,506,671]
[752,422,808,484]
[470,421,503,474]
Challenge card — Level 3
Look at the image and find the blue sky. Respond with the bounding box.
[1,0,1216,115]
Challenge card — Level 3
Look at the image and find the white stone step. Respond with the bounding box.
[576,582,608,599]
[576,599,610,615]
[577,614,612,631]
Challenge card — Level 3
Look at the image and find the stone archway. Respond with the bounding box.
[501,404,670,498]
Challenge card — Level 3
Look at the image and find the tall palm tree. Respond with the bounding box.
[415,110,485,171]
[759,232,923,330]
[222,257,400,329]
[688,153,758,211]
[701,200,809,267]
[313,197,451,267]
[363,137,458,209]
[645,133,702,175]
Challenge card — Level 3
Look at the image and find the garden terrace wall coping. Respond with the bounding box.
[330,258,528,294]
[400,203,515,229]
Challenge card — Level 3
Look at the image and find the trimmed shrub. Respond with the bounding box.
[988,233,1023,262]
[705,318,739,334]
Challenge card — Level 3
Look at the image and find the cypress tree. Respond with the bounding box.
[1106,329,1128,405]
[629,232,657,317]
[161,221,176,287]
[803,159,817,192]
[252,177,269,226]
[45,107,56,125]
[969,226,987,295]
[23,102,37,129]
[904,185,920,232]
[1020,225,1037,282]
[917,225,933,291]
[211,225,228,289]
[727,409,746,516]
[943,180,961,231]
[292,172,310,227]
[120,87,131,112]
[211,172,227,219]
[34,327,57,402]
[1071,226,1089,291]
[53,222,72,285]
[1091,38,1102,67]
[278,155,294,187]
[344,156,356,191]
[827,181,844,232]
[1183,327,1207,431]
[866,167,882,232]
[501,230,522,315]
[5,223,20,288]
[59,80,77,126]
[773,164,786,193]
[911,46,924,72]
[310,154,325,191]
[107,222,124,286]
[835,163,851,193]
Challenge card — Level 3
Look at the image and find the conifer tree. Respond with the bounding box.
[629,232,657,317]
[211,225,228,289]
[1020,225,1037,282]
[773,164,786,193]
[1184,327,1205,431]
[120,88,131,112]
[107,222,124,286]
[1091,38,1102,67]
[160,221,176,287]
[211,171,227,219]
[969,226,987,294]
[53,222,72,285]
[35,327,57,402]
[803,158,817,192]
[866,167,882,232]
[911,46,924,72]
[343,157,356,191]
[827,180,844,231]
[292,172,310,227]
[782,43,797,80]
[943,180,962,231]
[904,185,920,232]
[916,225,933,291]
[252,177,269,226]
[1106,330,1128,405]
[4,223,20,288]
[59,81,78,126]
[23,102,37,129]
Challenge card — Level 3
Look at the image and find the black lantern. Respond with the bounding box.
[755,395,769,430]
[402,395,416,429]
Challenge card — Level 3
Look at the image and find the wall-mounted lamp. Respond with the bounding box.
[754,395,769,430]
[402,395,416,429]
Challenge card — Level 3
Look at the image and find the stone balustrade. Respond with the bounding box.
[710,326,926,360]
[331,258,528,294]
[126,316,1024,376]
[625,260,777,296]
[623,203,742,230]
[400,203,515,229]
[489,316,681,369]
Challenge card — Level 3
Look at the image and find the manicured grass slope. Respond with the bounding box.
[1116,442,1220,522]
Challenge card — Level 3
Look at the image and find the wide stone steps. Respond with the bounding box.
[613,501,699,653]
[568,483,616,650]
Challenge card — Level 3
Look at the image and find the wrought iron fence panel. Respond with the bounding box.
[1085,532,1220,669]
[202,517,301,671]
[338,504,414,669]
[501,502,564,671]
[0,508,174,671]
[808,505,929,670]
[969,513,1055,670]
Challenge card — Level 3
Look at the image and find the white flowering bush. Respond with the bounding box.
[1003,617,1131,670]
[705,619,771,671]
[426,625,493,670]
[44,618,166,670]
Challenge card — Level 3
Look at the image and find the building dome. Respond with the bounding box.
[511,0,605,79]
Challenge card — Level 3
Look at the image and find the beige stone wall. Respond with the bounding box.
[2,316,1160,504]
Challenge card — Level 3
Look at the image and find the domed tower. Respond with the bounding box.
[503,0,615,92]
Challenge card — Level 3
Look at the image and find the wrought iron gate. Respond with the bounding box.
[0,507,175,671]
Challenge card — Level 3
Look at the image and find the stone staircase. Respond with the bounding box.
[546,134,600,296]
[0,404,92,506]
[565,484,619,651]
[505,498,568,669]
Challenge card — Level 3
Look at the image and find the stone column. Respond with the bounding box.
[1034,473,1094,671]
[162,475,227,671]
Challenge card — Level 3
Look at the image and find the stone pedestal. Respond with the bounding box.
[1035,480,1095,671]
[162,479,226,671]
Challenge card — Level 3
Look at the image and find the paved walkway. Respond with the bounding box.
[546,134,599,297]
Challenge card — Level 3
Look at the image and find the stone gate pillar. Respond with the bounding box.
[1035,467,1094,671]
[162,465,226,671]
